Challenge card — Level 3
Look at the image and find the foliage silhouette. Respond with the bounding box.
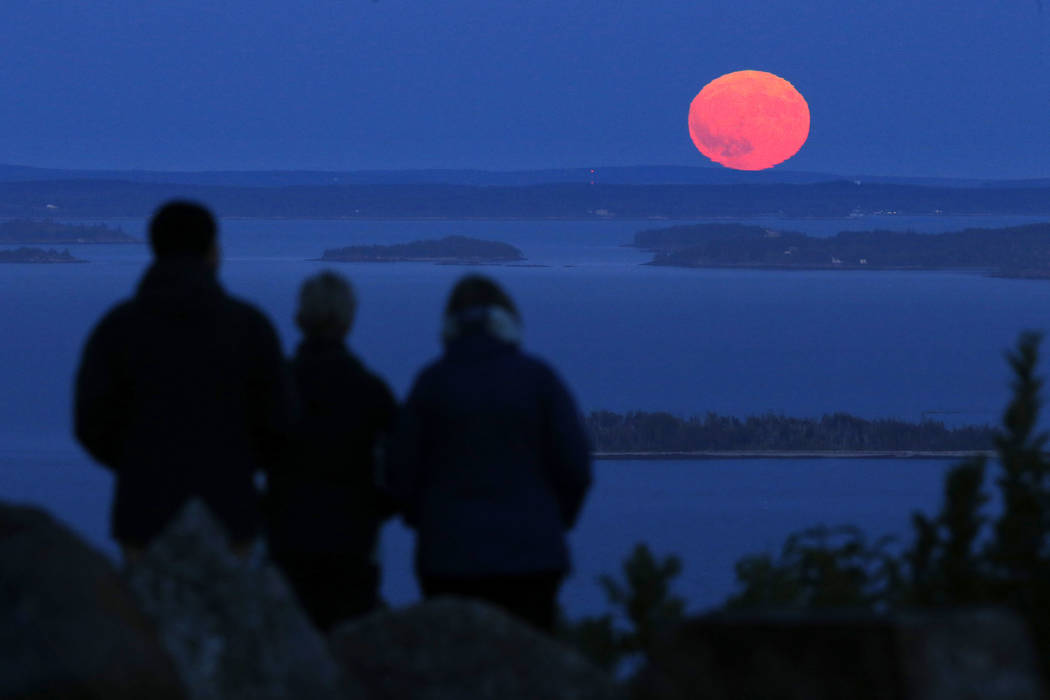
[725,525,900,611]
[728,331,1050,663]
[559,543,685,672]
[565,332,1050,673]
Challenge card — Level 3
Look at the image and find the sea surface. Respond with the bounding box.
[1,214,1047,616]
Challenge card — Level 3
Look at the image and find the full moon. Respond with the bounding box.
[688,70,810,171]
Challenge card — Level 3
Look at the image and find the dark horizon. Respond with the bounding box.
[2,161,1050,188]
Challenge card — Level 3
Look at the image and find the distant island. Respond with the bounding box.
[0,219,136,244]
[319,235,525,264]
[0,247,85,263]
[586,410,995,456]
[632,222,1050,278]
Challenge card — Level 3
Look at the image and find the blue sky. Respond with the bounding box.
[0,0,1047,177]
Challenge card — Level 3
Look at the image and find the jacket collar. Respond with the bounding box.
[135,259,223,308]
[443,331,519,361]
[297,335,348,355]
[295,335,364,367]
[441,305,522,346]
[136,259,222,298]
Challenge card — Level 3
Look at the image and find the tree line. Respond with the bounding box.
[585,410,996,452]
[638,222,1050,273]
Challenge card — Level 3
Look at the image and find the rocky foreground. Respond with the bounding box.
[0,498,1044,699]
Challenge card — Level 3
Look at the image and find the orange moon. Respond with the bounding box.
[688,70,810,171]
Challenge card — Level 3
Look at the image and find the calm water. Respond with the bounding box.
[1,214,1046,615]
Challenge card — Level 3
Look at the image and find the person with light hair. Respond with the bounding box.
[266,270,398,631]
[295,271,357,340]
[388,274,592,632]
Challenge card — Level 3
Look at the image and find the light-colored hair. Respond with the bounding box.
[296,271,356,339]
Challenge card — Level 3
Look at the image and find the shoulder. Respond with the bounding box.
[99,298,137,324]
[517,350,563,385]
[224,295,272,326]
[360,363,397,405]
[413,357,444,386]
[225,295,282,340]
[85,299,137,343]
[518,352,581,408]
[405,357,445,402]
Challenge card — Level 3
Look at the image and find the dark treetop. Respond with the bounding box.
[320,236,524,264]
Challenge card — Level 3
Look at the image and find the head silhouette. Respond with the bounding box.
[149,201,218,262]
[445,275,519,320]
[296,271,357,340]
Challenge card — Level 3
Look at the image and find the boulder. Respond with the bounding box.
[125,499,359,700]
[631,608,1044,700]
[0,501,184,700]
[896,609,1044,700]
[330,596,622,700]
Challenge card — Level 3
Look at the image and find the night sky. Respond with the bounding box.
[1,0,1047,178]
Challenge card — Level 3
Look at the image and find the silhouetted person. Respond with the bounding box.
[74,201,296,561]
[266,271,398,631]
[387,275,592,632]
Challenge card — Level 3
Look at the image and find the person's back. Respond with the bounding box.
[74,201,295,557]
[266,272,397,630]
[400,335,585,574]
[388,275,592,632]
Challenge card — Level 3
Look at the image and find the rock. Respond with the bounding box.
[125,499,357,700]
[0,501,184,700]
[631,608,1044,700]
[895,609,1043,700]
[330,596,622,700]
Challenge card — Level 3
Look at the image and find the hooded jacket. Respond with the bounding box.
[387,306,592,577]
[74,259,296,546]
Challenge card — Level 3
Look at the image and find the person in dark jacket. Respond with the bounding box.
[74,201,296,560]
[266,271,398,631]
[387,274,592,632]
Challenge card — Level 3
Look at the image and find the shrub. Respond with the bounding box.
[728,331,1050,662]
[559,543,685,673]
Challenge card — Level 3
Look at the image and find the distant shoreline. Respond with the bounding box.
[593,450,995,461]
[3,179,1050,219]
[0,219,137,245]
[14,213,1048,223]
[0,247,86,264]
[635,221,1050,279]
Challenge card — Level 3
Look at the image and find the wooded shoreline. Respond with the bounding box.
[592,450,996,460]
